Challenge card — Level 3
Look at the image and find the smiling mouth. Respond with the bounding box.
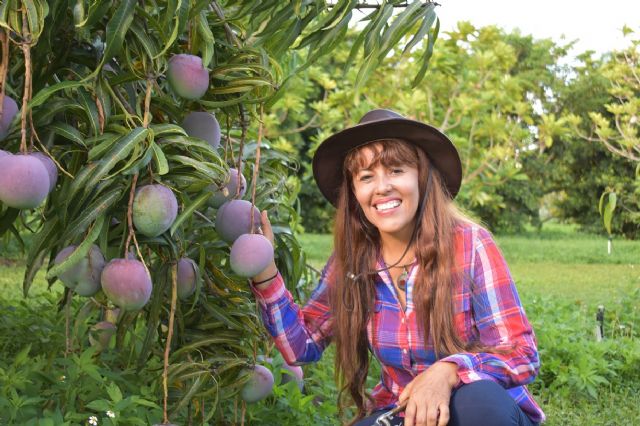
[374,200,401,211]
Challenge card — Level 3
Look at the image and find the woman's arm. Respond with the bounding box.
[250,211,333,365]
[440,226,540,388]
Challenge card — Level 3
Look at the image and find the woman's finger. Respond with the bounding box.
[260,210,275,244]
[437,404,450,426]
[403,400,417,426]
[425,402,440,426]
[399,382,413,404]
[414,403,427,426]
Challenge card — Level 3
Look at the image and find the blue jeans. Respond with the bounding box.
[353,380,538,426]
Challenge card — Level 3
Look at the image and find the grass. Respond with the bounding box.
[1,222,639,425]
[298,223,640,304]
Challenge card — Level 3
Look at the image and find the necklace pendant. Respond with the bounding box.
[397,268,409,291]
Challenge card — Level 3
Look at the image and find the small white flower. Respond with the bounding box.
[88,416,98,426]
[59,375,66,382]
[106,410,115,418]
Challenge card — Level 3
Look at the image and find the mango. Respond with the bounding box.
[101,258,153,311]
[241,365,274,403]
[0,154,50,209]
[182,111,221,149]
[32,152,58,193]
[54,244,105,297]
[133,184,178,237]
[215,200,261,243]
[281,363,304,391]
[167,54,209,100]
[0,95,18,140]
[208,168,246,208]
[230,233,274,278]
[177,257,197,300]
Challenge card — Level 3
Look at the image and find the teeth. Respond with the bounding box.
[375,200,400,211]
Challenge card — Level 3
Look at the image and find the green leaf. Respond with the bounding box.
[29,81,86,109]
[0,207,19,238]
[21,0,46,42]
[402,4,437,55]
[48,122,86,147]
[170,191,211,236]
[61,187,123,242]
[75,0,113,29]
[130,20,160,59]
[412,18,439,87]
[78,88,100,137]
[602,192,617,235]
[195,10,214,67]
[107,382,123,403]
[167,154,224,180]
[149,123,187,138]
[150,141,169,175]
[92,0,136,76]
[45,215,105,280]
[22,217,60,297]
[84,127,149,190]
[377,0,425,57]
[154,0,188,59]
[85,399,111,412]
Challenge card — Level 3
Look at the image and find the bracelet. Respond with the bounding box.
[253,271,278,285]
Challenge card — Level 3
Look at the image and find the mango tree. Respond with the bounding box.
[0,0,441,423]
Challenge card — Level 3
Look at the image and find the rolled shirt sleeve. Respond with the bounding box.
[251,257,335,365]
[441,227,540,388]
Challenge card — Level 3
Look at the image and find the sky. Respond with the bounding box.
[435,0,638,56]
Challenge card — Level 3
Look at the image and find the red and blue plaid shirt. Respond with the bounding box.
[252,222,545,423]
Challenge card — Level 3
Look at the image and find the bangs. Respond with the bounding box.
[344,139,419,177]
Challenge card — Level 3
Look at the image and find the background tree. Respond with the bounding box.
[267,22,573,233]
[562,28,640,236]
[546,32,640,239]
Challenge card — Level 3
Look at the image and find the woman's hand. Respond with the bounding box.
[251,210,278,288]
[399,361,459,426]
[258,210,275,245]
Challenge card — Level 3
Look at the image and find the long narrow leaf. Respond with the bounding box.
[84,127,149,190]
[170,192,211,236]
[46,215,105,280]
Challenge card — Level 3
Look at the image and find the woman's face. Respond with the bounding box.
[352,147,421,242]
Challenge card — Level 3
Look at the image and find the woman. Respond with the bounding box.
[250,109,544,426]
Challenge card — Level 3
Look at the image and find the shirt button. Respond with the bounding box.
[401,318,405,324]
[403,349,408,354]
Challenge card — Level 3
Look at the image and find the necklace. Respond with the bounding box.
[386,261,415,292]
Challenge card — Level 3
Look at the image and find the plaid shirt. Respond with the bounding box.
[252,222,545,423]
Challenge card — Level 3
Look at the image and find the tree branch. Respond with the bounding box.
[327,1,438,8]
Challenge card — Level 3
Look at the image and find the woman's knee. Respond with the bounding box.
[449,380,528,426]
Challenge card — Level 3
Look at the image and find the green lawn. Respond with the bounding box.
[1,223,639,425]
[298,224,640,304]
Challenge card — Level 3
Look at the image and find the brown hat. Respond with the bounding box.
[312,109,462,206]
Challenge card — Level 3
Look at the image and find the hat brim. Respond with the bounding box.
[312,118,462,206]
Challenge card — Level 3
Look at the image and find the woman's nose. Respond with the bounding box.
[374,176,392,193]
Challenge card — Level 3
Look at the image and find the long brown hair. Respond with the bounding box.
[330,139,486,423]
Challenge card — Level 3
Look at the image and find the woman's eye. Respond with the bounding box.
[359,175,372,181]
[391,168,404,174]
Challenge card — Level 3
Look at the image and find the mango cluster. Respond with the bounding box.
[215,199,274,278]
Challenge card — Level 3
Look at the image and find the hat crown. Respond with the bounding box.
[358,109,403,124]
